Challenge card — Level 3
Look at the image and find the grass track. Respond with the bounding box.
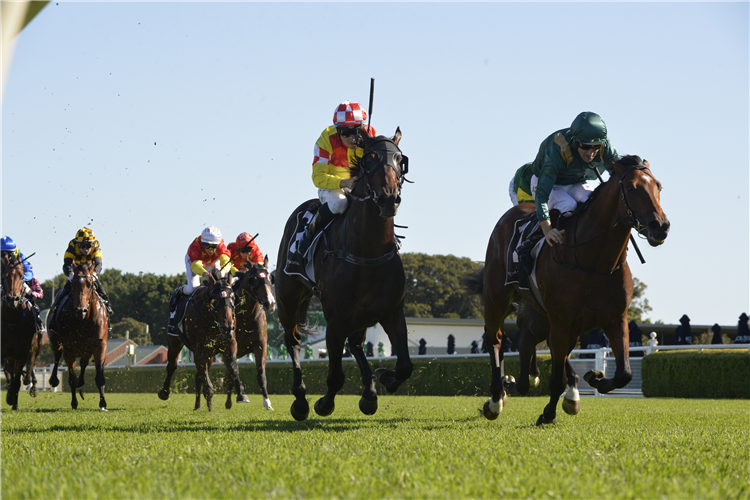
[2,393,748,499]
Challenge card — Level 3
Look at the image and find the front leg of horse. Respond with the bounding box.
[94,360,107,411]
[537,343,568,425]
[285,337,308,421]
[49,344,63,387]
[77,356,89,400]
[561,357,581,416]
[223,349,243,410]
[585,320,633,394]
[349,330,377,415]
[376,312,414,394]
[253,345,272,410]
[67,364,79,410]
[159,339,182,401]
[6,361,22,410]
[314,329,346,417]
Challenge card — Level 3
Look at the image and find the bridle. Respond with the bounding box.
[234,265,271,306]
[349,137,410,203]
[1,257,26,311]
[207,277,235,337]
[71,270,102,321]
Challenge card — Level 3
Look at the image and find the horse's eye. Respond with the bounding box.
[626,186,635,193]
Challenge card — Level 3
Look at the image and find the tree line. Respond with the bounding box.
[37,253,654,347]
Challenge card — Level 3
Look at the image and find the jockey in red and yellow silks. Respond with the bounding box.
[228,232,264,271]
[182,226,234,295]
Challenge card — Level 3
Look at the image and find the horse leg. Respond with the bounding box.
[348,329,377,415]
[253,342,272,410]
[94,340,107,411]
[562,355,581,416]
[193,355,207,411]
[375,311,414,395]
[585,317,632,393]
[223,339,242,410]
[537,326,569,425]
[158,337,183,401]
[67,359,79,410]
[7,359,23,410]
[285,325,308,421]
[314,322,346,417]
[49,343,63,387]
[77,356,89,400]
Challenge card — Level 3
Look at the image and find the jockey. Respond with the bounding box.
[1,235,44,331]
[509,162,535,206]
[50,228,114,329]
[172,226,234,299]
[515,112,619,274]
[295,100,377,258]
[228,232,264,272]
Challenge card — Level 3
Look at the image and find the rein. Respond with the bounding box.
[553,163,649,275]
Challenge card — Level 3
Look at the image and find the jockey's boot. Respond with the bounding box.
[298,204,335,258]
[168,287,183,314]
[518,228,544,276]
[94,277,114,316]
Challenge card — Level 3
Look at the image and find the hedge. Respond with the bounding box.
[642,350,750,398]
[62,355,552,397]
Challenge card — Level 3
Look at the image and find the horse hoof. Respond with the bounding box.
[237,395,250,403]
[583,370,604,387]
[502,375,516,393]
[290,400,309,421]
[72,402,78,410]
[562,398,581,416]
[225,400,232,410]
[30,388,37,398]
[12,405,19,411]
[158,389,170,401]
[100,407,108,412]
[482,399,501,420]
[529,376,540,389]
[536,414,555,426]
[263,398,274,410]
[359,396,378,415]
[314,398,334,417]
[49,376,59,387]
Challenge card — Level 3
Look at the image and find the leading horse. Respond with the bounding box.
[1,252,37,410]
[158,270,243,411]
[47,263,110,410]
[465,155,669,425]
[275,127,413,420]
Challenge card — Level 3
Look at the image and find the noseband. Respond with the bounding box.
[616,164,652,237]
[350,137,410,203]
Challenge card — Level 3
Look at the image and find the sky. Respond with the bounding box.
[2,1,748,327]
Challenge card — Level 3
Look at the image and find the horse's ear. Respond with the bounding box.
[392,126,402,147]
[264,255,269,268]
[643,159,650,168]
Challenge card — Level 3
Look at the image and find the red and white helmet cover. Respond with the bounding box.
[332,101,367,127]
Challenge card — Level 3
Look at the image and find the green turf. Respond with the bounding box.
[2,393,748,499]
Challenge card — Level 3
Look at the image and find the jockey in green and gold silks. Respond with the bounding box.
[529,111,618,246]
[509,162,535,206]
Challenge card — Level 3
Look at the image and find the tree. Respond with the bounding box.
[628,277,659,323]
[111,317,150,346]
[401,253,483,319]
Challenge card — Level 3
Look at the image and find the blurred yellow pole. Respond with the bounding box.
[1,1,48,107]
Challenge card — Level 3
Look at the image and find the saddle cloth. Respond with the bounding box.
[168,294,192,350]
[505,215,545,290]
[283,206,333,283]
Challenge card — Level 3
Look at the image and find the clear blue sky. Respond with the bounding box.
[2,2,748,326]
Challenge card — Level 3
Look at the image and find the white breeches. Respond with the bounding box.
[530,175,595,216]
[508,176,519,206]
[183,254,223,294]
[318,187,351,214]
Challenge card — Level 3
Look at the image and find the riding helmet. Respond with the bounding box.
[75,227,97,243]
[236,232,256,246]
[201,226,223,245]
[570,112,608,145]
[333,101,367,127]
[1,235,17,252]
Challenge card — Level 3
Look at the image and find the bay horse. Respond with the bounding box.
[233,258,277,410]
[1,252,37,410]
[465,155,669,425]
[275,127,413,421]
[47,263,109,410]
[158,270,243,411]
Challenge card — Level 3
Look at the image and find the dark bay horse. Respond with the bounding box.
[465,155,669,425]
[1,253,37,410]
[47,263,109,410]
[158,271,244,411]
[233,258,277,410]
[275,127,413,421]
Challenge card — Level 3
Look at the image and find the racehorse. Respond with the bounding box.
[1,252,37,410]
[233,258,277,410]
[275,127,413,420]
[158,270,243,411]
[47,263,109,410]
[464,155,669,425]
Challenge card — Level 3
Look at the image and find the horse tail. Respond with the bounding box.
[461,266,485,295]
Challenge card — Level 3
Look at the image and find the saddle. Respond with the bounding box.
[167,290,192,350]
[283,202,336,284]
[505,209,562,292]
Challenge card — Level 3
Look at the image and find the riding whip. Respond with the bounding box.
[219,233,259,274]
[367,78,374,131]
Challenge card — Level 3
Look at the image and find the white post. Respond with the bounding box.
[594,349,606,397]
[647,332,659,355]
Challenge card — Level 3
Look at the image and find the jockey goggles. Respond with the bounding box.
[577,141,602,151]
[337,126,362,138]
[202,243,218,250]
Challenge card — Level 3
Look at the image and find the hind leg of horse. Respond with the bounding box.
[77,355,89,394]
[314,323,346,417]
[196,354,214,411]
[375,311,414,395]
[537,327,569,426]
[280,316,308,420]
[159,337,183,401]
[562,355,581,416]
[348,330,378,416]
[223,340,243,410]
[482,306,516,420]
[253,342,272,410]
[585,317,632,393]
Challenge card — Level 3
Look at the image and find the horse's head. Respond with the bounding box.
[1,252,25,309]
[611,155,670,247]
[352,127,409,219]
[70,263,96,319]
[235,255,276,313]
[206,270,235,338]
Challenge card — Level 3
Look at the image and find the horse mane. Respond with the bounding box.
[570,154,645,217]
